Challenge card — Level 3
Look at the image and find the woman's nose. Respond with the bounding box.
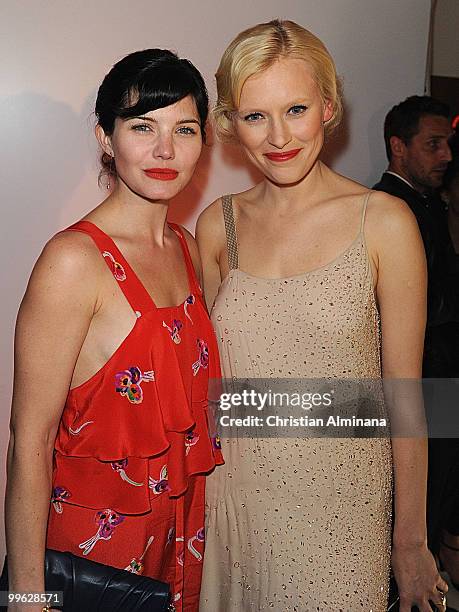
[267,117,292,149]
[152,132,175,160]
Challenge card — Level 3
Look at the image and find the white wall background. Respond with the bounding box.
[432,0,459,77]
[0,0,430,557]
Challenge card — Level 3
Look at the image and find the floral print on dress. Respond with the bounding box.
[185,429,200,455]
[184,295,195,324]
[148,464,171,495]
[51,486,71,514]
[192,339,209,376]
[176,535,185,567]
[212,434,222,450]
[79,508,124,556]
[187,527,205,561]
[166,527,175,547]
[111,459,143,486]
[68,415,94,436]
[125,535,154,574]
[115,367,154,404]
[102,251,127,281]
[162,319,183,344]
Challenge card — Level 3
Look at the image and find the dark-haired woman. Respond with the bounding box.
[5,49,222,612]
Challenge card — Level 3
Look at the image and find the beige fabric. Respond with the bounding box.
[200,193,393,611]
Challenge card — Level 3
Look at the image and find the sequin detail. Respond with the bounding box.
[200,196,392,611]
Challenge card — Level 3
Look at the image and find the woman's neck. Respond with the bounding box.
[257,160,332,213]
[88,182,171,245]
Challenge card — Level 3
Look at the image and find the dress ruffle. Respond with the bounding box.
[49,220,223,612]
[53,307,223,514]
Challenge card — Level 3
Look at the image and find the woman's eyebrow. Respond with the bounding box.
[129,115,156,121]
[237,100,311,113]
[129,116,200,125]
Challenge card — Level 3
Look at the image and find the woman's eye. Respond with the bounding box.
[177,126,197,135]
[243,112,264,122]
[288,105,307,116]
[132,124,151,132]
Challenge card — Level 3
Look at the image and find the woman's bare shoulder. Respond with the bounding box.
[196,196,227,249]
[198,196,224,221]
[365,190,422,254]
[196,187,259,246]
[24,230,104,304]
[366,190,418,229]
[45,228,100,257]
[327,170,414,224]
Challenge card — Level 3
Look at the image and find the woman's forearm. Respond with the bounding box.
[391,436,428,547]
[5,433,53,594]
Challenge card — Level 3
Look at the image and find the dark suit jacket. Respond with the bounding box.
[373,172,459,376]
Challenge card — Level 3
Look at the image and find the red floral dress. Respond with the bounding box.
[46,221,223,611]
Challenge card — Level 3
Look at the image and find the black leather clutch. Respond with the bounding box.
[0,549,173,611]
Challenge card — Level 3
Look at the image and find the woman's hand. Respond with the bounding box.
[392,542,448,612]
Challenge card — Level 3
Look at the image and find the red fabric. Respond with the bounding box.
[47,221,223,611]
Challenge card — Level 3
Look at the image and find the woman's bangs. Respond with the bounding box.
[119,65,195,119]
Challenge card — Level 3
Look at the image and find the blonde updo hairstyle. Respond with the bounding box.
[214,19,343,143]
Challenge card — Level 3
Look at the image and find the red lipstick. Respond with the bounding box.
[264,148,302,162]
[144,168,178,181]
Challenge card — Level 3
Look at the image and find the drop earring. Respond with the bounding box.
[107,155,115,190]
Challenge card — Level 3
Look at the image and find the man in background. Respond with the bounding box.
[374,95,458,590]
[374,95,454,376]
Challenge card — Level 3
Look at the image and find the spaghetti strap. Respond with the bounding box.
[168,223,202,297]
[360,191,372,234]
[222,195,239,270]
[65,220,155,314]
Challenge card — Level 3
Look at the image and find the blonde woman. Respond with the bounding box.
[197,19,447,612]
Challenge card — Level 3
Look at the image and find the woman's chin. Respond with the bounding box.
[116,178,191,204]
[264,166,317,188]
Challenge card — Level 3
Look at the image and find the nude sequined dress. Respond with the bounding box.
[199,193,393,612]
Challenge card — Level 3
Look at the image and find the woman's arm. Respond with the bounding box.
[367,191,448,612]
[6,233,97,610]
[195,199,226,312]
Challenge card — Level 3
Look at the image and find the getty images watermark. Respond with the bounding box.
[208,378,459,438]
[218,386,387,431]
